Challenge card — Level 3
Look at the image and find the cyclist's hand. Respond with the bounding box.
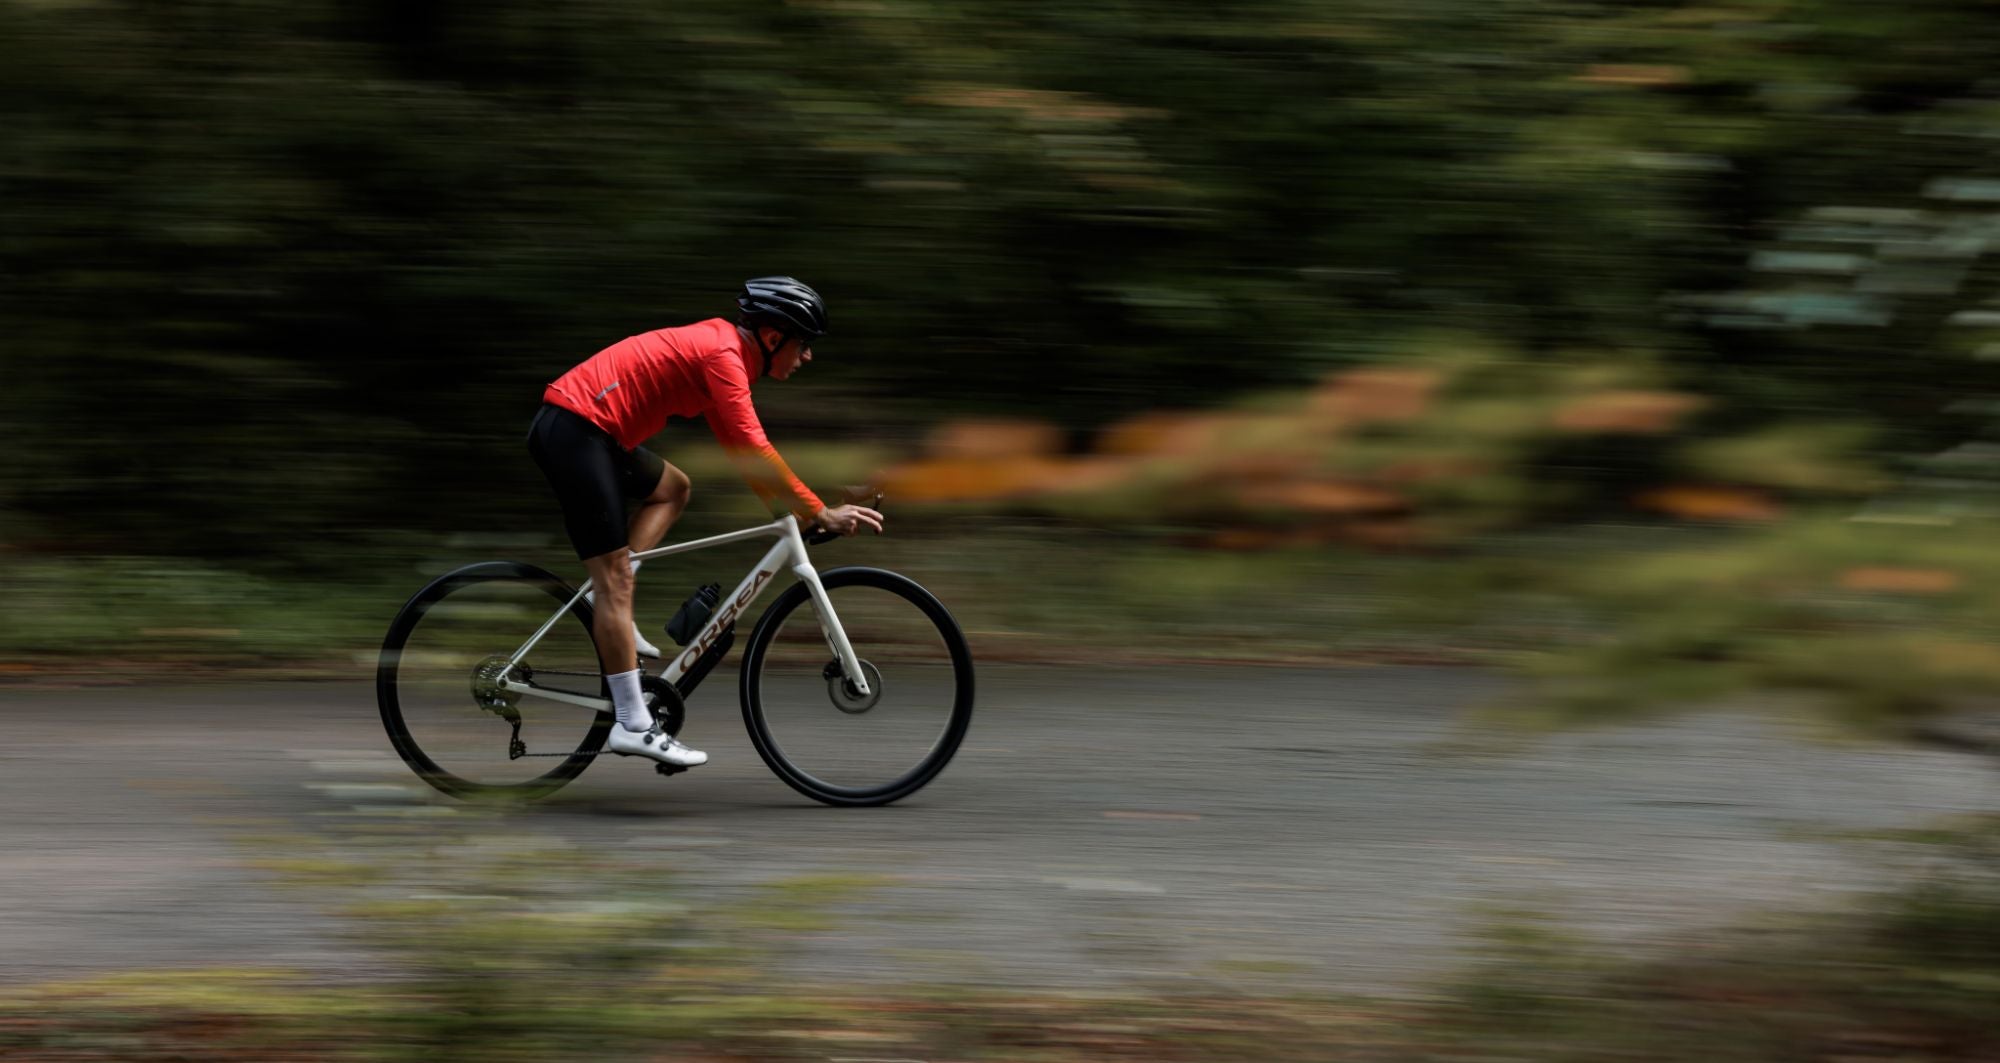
[814,503,884,537]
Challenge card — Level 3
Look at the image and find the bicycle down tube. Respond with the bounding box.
[497,515,869,712]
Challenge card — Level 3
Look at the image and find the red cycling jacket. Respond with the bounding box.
[543,318,824,520]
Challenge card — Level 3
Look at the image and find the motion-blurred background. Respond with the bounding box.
[9,0,2000,709]
[3,1,1999,1057]
[8,0,2000,684]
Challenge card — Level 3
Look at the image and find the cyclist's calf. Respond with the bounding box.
[584,548,639,672]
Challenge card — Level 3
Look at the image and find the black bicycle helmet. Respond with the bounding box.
[737,276,828,340]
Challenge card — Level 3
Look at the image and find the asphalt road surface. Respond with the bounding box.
[2,665,1993,993]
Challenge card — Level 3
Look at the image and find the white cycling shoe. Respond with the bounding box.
[605,723,709,768]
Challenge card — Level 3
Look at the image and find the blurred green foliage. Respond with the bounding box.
[10,0,2000,737]
[6,0,2000,558]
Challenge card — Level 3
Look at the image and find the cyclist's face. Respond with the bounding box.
[771,334,813,380]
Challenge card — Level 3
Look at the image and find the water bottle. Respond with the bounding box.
[665,583,721,647]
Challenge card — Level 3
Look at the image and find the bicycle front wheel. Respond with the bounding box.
[378,562,612,800]
[740,566,974,806]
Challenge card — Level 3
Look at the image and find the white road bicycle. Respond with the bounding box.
[376,511,975,806]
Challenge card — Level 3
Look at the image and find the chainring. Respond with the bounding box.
[640,673,687,735]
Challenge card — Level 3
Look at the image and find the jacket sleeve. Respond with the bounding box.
[699,352,825,521]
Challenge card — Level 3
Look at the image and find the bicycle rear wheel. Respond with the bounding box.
[740,566,974,806]
[378,562,612,799]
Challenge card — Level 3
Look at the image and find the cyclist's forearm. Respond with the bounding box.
[724,444,823,520]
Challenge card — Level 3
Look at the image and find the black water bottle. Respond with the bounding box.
[665,583,721,646]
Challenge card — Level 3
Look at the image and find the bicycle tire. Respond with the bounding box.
[378,561,613,800]
[739,566,974,806]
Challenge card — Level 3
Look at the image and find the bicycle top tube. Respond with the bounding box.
[631,515,800,565]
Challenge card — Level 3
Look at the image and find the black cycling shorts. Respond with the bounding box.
[526,402,669,561]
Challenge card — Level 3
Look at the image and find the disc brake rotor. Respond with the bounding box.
[824,659,884,714]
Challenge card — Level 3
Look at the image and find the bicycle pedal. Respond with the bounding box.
[654,763,688,777]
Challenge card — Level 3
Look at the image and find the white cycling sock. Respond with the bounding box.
[608,668,654,732]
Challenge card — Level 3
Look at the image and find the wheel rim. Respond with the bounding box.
[384,569,607,794]
[747,576,968,801]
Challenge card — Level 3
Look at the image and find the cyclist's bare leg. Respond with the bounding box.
[583,548,638,674]
[628,462,691,553]
[587,482,709,764]
[584,545,673,736]
[589,465,689,663]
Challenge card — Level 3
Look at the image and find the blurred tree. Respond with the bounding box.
[3,0,2000,558]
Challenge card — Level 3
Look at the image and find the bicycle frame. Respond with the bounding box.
[497,514,869,713]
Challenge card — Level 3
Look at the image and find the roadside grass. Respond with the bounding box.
[2,421,1985,699]
[0,524,1566,675]
[0,423,1614,673]
[1423,825,2000,1062]
[11,509,2000,742]
[3,816,1995,1061]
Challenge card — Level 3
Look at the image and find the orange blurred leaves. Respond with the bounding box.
[1634,485,1782,521]
[875,359,1837,548]
[925,418,1064,460]
[1575,64,1690,87]
[1553,390,1706,434]
[884,418,1134,502]
[1097,411,1246,457]
[1236,480,1406,516]
[1308,367,1441,425]
[881,456,1134,503]
[1839,567,1964,594]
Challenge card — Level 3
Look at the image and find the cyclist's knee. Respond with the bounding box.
[585,550,636,604]
[654,465,691,506]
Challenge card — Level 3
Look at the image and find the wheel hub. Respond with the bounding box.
[825,659,884,714]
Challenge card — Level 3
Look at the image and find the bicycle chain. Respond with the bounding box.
[498,667,685,762]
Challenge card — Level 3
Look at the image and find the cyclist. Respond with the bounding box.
[526,276,884,769]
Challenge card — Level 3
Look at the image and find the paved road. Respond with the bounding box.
[2,666,1992,993]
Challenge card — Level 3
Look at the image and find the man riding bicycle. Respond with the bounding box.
[526,277,884,769]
